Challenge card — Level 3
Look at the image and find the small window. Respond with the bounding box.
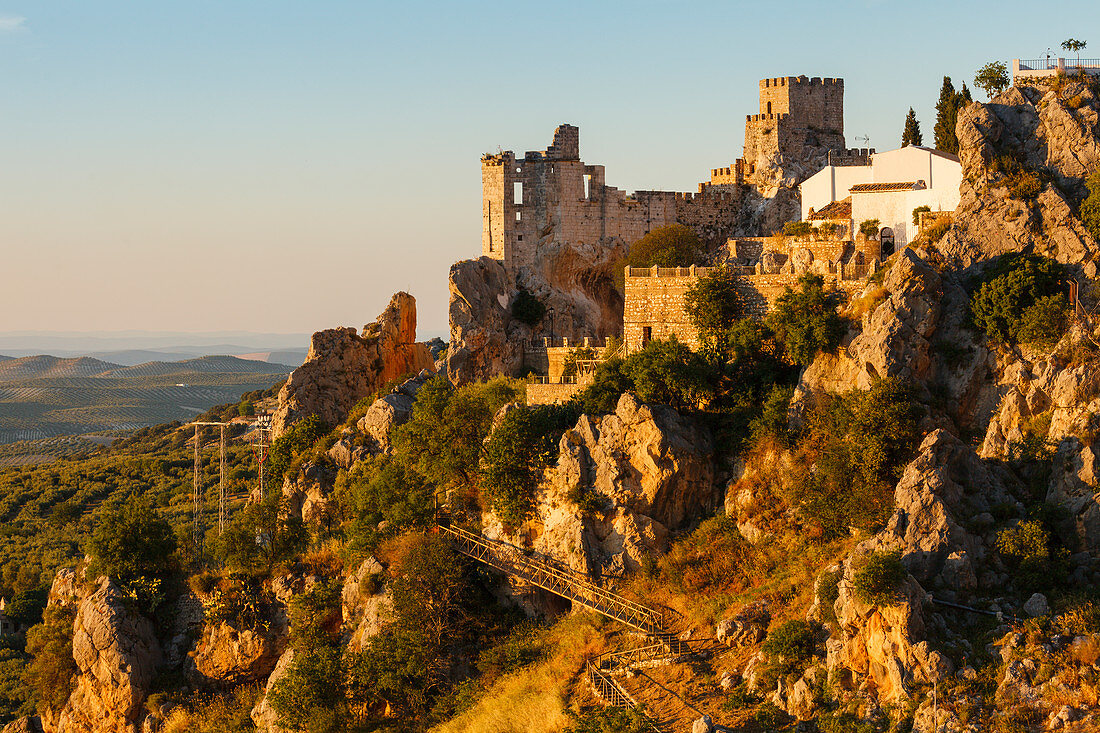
[516,211,522,222]
[514,181,523,205]
[767,101,772,114]
[583,174,591,199]
[642,326,652,344]
[517,235,523,241]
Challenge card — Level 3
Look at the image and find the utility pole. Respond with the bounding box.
[219,424,227,535]
[193,424,202,553]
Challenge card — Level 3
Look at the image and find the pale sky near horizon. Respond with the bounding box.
[1,1,1096,339]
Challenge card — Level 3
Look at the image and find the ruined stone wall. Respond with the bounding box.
[523,338,614,380]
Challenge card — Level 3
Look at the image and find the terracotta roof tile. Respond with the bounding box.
[809,197,851,220]
[849,181,922,193]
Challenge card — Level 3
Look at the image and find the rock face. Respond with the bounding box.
[250,648,294,733]
[445,244,625,384]
[272,292,434,438]
[191,620,286,686]
[487,392,717,577]
[795,249,990,431]
[937,82,1100,273]
[356,371,431,453]
[47,579,162,733]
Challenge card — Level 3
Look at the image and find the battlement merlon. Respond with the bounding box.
[760,76,844,89]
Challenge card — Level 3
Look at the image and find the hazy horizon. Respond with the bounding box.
[2,1,1095,337]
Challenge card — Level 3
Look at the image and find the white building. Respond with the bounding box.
[800,145,962,248]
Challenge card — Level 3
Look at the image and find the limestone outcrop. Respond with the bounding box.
[271,292,433,438]
[355,371,431,453]
[45,579,162,733]
[937,81,1100,273]
[190,620,286,686]
[487,392,717,577]
[445,246,625,384]
[795,249,990,431]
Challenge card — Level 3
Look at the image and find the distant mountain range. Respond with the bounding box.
[0,353,293,452]
[0,331,311,366]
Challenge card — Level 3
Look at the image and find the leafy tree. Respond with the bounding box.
[859,219,880,238]
[268,415,327,486]
[623,224,706,270]
[392,376,523,491]
[0,645,33,722]
[5,586,48,627]
[970,253,1066,344]
[510,286,546,328]
[766,274,846,366]
[934,76,960,153]
[975,61,1009,99]
[684,265,746,355]
[267,646,344,732]
[335,456,435,558]
[480,404,577,526]
[1082,169,1100,243]
[792,379,921,537]
[912,205,932,226]
[852,550,907,605]
[1062,38,1088,66]
[23,605,77,714]
[237,399,255,417]
[901,107,923,146]
[570,356,633,415]
[87,495,177,583]
[214,491,309,573]
[564,707,653,733]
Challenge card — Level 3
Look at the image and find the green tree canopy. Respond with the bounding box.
[970,253,1067,344]
[335,456,435,558]
[1082,169,1100,243]
[859,219,880,238]
[214,491,309,573]
[933,76,959,153]
[480,404,577,526]
[766,274,847,366]
[623,224,707,269]
[684,265,746,356]
[87,495,177,583]
[510,286,546,328]
[975,61,1009,99]
[901,107,923,147]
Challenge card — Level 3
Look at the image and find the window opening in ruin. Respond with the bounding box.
[642,326,652,344]
[516,211,522,222]
[767,101,772,114]
[514,181,523,205]
[583,174,591,199]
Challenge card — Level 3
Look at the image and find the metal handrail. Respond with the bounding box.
[440,524,671,633]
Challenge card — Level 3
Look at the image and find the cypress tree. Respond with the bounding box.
[901,108,923,147]
[933,76,958,154]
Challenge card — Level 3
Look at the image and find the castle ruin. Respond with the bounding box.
[482,76,870,279]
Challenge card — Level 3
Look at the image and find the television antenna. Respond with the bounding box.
[855,134,871,148]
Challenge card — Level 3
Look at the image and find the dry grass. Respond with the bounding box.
[848,286,887,319]
[430,611,611,733]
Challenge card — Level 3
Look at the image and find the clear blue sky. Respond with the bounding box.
[1,1,1095,339]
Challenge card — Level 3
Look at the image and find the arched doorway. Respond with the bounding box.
[880,227,895,258]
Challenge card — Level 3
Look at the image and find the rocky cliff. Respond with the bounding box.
[938,79,1099,274]
[271,292,434,438]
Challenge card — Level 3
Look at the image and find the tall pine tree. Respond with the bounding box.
[902,108,923,147]
[933,77,958,154]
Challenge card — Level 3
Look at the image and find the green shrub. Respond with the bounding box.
[996,519,1057,589]
[852,550,907,606]
[238,399,255,417]
[859,219,880,238]
[971,253,1066,345]
[782,220,814,237]
[817,569,842,624]
[748,384,795,445]
[762,620,817,672]
[1082,169,1100,242]
[766,274,847,366]
[214,491,308,573]
[268,415,327,486]
[1007,171,1042,200]
[791,378,921,537]
[335,456,434,557]
[564,706,653,733]
[267,646,345,732]
[480,404,577,526]
[567,485,610,515]
[912,205,932,225]
[1018,294,1069,345]
[24,605,77,714]
[510,287,546,327]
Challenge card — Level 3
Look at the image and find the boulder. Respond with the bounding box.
[716,601,770,647]
[356,371,432,453]
[1024,592,1050,618]
[271,292,434,439]
[2,719,42,733]
[190,620,286,686]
